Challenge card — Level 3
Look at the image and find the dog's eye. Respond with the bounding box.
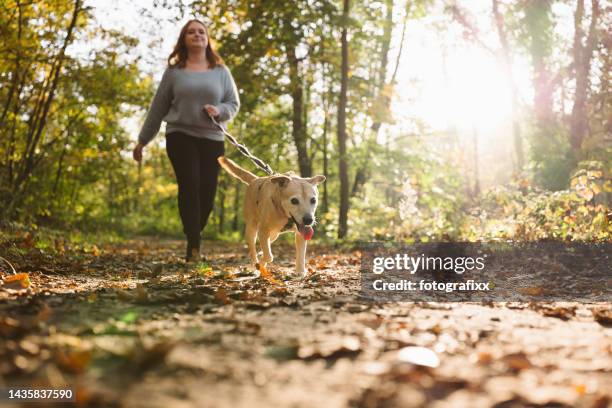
[310,197,316,204]
[291,198,299,205]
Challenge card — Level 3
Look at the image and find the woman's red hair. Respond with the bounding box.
[167,19,223,69]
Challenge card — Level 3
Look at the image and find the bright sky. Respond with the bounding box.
[87,0,577,187]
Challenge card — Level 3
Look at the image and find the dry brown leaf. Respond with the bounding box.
[269,287,289,297]
[502,352,532,371]
[116,289,133,301]
[214,288,231,305]
[135,284,149,303]
[540,306,576,320]
[591,308,612,325]
[151,263,164,277]
[55,349,92,374]
[0,317,22,337]
[258,264,283,286]
[518,286,544,296]
[475,351,494,365]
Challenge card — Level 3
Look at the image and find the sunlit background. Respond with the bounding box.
[86,0,579,192]
[3,0,594,241]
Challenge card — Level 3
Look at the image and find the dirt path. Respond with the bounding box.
[1,239,610,407]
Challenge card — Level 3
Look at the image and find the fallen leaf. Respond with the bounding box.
[258,264,283,286]
[3,273,31,289]
[269,287,289,297]
[19,340,40,355]
[502,352,532,371]
[214,288,231,305]
[397,346,440,368]
[0,317,22,337]
[539,306,576,320]
[573,383,586,395]
[518,286,544,296]
[55,349,92,374]
[475,351,494,365]
[135,284,149,303]
[130,341,176,372]
[591,308,612,326]
[116,289,133,301]
[298,336,361,359]
[151,263,164,277]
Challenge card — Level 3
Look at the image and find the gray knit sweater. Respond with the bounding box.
[138,65,240,146]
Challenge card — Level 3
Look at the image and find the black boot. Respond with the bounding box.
[185,236,201,263]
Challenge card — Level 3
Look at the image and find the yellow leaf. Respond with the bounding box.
[258,264,283,286]
[518,287,544,296]
[3,273,31,289]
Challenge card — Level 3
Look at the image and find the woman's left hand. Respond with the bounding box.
[203,104,220,118]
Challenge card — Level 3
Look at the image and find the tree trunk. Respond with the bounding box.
[472,125,480,196]
[337,0,350,239]
[3,0,82,219]
[322,84,331,214]
[287,45,312,177]
[523,0,555,129]
[492,0,524,170]
[570,0,600,150]
[352,0,411,198]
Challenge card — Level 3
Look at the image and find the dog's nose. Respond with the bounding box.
[303,215,313,225]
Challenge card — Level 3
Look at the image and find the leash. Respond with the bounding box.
[208,113,274,176]
[207,111,303,230]
[0,255,17,276]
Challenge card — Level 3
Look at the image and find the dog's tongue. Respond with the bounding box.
[299,225,314,240]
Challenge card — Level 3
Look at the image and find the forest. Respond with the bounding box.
[0,0,609,242]
[0,1,610,407]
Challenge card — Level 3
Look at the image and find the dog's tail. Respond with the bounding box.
[218,156,257,184]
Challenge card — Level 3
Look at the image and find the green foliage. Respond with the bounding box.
[465,160,610,241]
[348,133,466,242]
[0,1,609,245]
[527,124,575,191]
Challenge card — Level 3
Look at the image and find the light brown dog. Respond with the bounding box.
[218,157,325,278]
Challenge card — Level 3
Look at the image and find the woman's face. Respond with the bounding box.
[185,22,208,50]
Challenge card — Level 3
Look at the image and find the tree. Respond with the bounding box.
[1,0,83,218]
[492,0,524,170]
[570,0,601,151]
[521,0,555,129]
[338,0,350,239]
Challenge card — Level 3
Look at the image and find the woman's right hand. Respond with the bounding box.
[133,143,144,162]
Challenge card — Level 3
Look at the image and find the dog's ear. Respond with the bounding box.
[271,175,291,188]
[305,175,326,185]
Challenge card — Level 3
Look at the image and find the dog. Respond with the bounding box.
[218,157,325,278]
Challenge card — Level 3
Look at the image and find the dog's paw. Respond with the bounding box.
[262,255,274,264]
[296,267,307,280]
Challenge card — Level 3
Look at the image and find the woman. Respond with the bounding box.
[133,19,240,262]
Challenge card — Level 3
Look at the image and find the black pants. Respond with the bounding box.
[166,132,224,248]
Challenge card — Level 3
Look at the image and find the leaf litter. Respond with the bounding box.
[0,238,609,407]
